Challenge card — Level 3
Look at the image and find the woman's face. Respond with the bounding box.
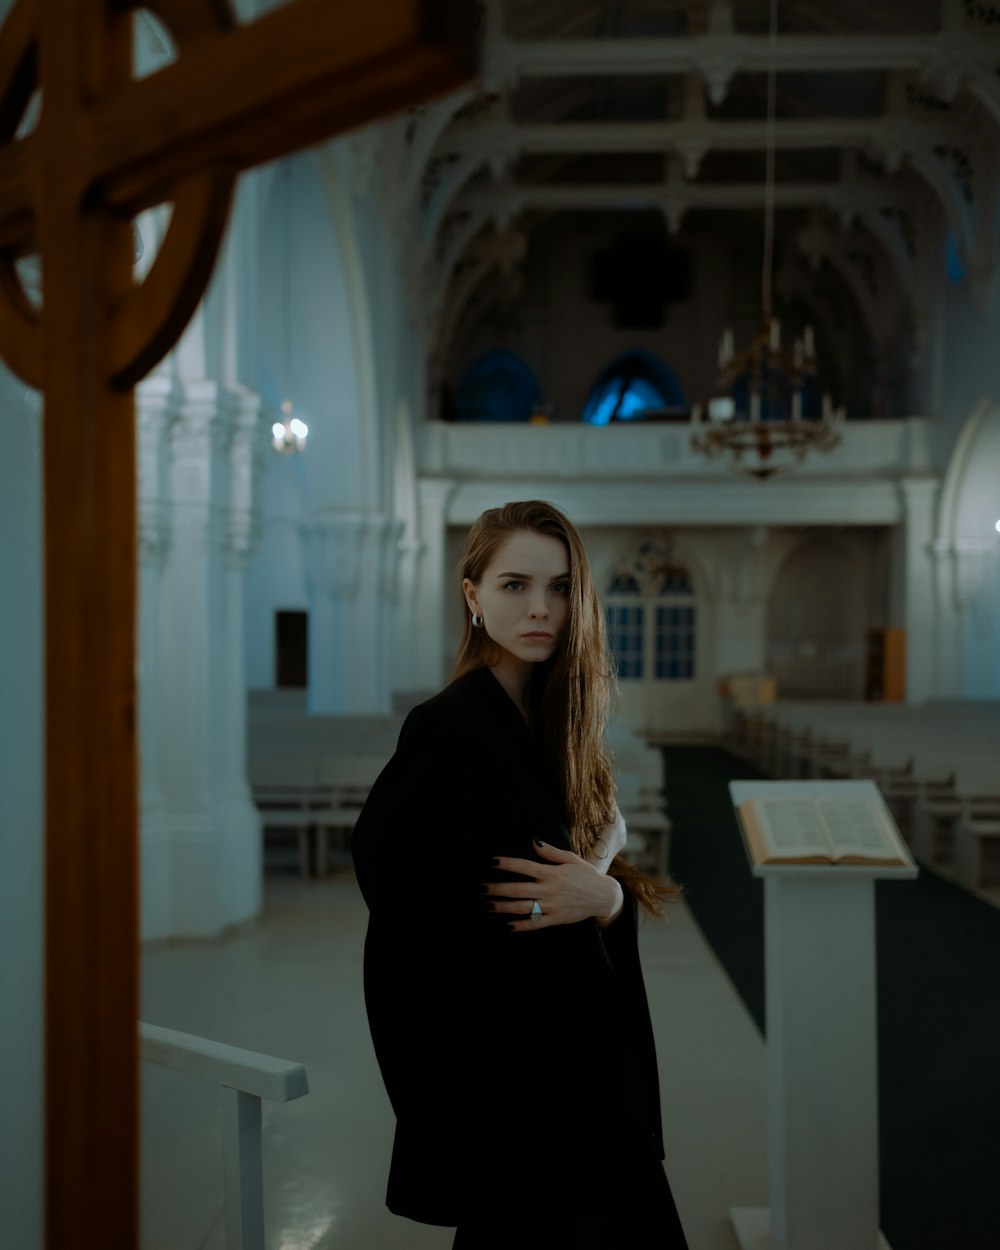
[463,529,570,669]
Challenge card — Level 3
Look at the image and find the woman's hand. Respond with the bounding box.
[586,803,627,875]
[484,840,624,932]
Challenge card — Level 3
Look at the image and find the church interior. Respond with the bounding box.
[2,0,1000,1247]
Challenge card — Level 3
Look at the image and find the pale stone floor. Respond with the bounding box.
[140,859,769,1250]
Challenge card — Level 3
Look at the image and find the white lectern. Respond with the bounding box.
[728,780,917,1250]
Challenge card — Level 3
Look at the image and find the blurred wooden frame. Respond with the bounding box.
[0,2,475,1246]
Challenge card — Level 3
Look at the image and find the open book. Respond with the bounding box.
[737,794,908,866]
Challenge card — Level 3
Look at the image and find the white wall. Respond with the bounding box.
[0,373,42,1250]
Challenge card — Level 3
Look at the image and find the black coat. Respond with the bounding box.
[351,666,664,1226]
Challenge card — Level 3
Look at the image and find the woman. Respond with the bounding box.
[351,500,688,1248]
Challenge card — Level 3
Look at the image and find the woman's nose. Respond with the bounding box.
[528,595,549,619]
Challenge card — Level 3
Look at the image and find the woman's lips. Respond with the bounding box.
[522,631,553,640]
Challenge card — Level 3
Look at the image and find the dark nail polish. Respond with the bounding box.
[507,923,516,931]
[487,902,496,911]
[534,839,545,848]
[490,857,500,866]
[479,884,490,893]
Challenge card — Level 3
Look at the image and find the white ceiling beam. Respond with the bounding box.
[455,179,905,216]
[442,117,960,159]
[492,33,980,79]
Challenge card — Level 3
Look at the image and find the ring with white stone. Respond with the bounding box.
[530,900,543,919]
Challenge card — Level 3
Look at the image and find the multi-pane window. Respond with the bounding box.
[605,573,644,677]
[605,564,696,681]
[655,605,695,679]
[606,608,645,677]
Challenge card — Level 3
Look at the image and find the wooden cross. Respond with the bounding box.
[0,2,473,1245]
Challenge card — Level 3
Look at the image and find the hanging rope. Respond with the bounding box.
[761,0,778,322]
[283,161,293,408]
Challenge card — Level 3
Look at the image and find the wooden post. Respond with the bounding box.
[0,2,475,1246]
[40,9,140,1242]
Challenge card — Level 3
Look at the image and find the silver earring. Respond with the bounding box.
[471,613,483,628]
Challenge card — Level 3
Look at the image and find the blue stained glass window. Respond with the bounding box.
[582,350,686,425]
[456,348,542,423]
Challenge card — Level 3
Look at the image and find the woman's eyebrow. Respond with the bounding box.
[494,570,570,580]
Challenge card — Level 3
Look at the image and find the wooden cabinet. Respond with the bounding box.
[864,628,906,702]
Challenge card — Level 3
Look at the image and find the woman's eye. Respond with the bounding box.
[551,581,569,594]
[502,580,524,591]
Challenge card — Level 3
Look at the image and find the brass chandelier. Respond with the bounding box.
[690,0,842,479]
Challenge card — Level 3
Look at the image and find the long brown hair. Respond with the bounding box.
[451,500,680,916]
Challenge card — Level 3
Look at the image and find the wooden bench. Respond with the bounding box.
[313,803,365,879]
[954,817,1000,890]
[911,798,1000,865]
[253,786,316,880]
[621,804,671,879]
[253,784,369,879]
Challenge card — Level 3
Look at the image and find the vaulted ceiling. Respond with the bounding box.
[396,0,1000,381]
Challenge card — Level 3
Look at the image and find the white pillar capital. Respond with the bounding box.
[137,380,180,571]
[300,510,371,603]
[222,391,270,569]
[413,477,459,690]
[417,476,459,514]
[898,474,939,515]
[172,383,235,456]
[378,517,406,603]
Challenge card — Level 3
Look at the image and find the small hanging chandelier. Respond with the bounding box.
[272,398,309,454]
[690,0,842,479]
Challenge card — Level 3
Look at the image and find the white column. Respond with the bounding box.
[898,477,938,705]
[391,534,426,698]
[414,478,457,692]
[371,516,404,711]
[952,539,998,697]
[156,383,231,937]
[301,512,367,714]
[300,512,401,714]
[215,391,269,927]
[136,378,178,940]
[929,540,961,697]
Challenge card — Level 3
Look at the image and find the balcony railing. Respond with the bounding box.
[140,1022,309,1250]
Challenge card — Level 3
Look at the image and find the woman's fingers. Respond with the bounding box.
[485,885,540,905]
[490,844,581,878]
[486,896,538,915]
[505,914,554,933]
[531,839,579,864]
[489,855,546,878]
[484,846,610,930]
[482,881,537,900]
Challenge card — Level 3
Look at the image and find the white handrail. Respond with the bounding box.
[139,1021,309,1250]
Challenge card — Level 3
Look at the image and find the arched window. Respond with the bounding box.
[604,545,696,681]
[582,350,686,425]
[455,348,542,423]
[605,573,645,678]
